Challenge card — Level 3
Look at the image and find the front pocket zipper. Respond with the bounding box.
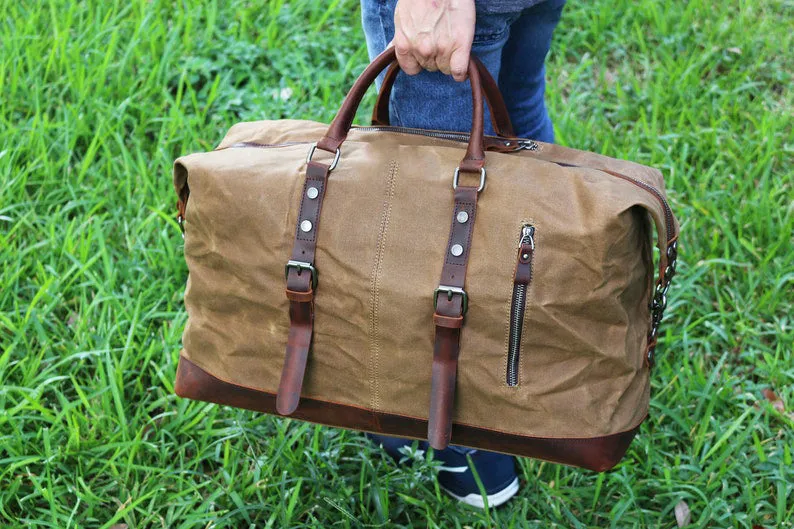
[507,224,535,387]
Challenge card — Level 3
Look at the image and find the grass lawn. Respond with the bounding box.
[1,0,792,527]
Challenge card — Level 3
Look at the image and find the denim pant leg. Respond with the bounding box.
[361,0,520,135]
[498,0,566,142]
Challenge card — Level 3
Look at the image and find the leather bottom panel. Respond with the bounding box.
[174,356,640,472]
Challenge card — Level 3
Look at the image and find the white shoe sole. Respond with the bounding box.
[441,477,520,508]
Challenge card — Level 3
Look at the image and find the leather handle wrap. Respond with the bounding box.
[372,55,516,139]
[317,47,488,174]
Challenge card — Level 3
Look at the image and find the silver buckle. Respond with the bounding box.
[306,143,341,171]
[433,285,468,314]
[285,260,318,289]
[453,167,486,193]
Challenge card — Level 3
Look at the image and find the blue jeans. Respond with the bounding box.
[360,0,566,142]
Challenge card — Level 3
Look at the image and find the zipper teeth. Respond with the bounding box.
[625,177,675,239]
[223,140,311,150]
[355,126,470,142]
[507,283,527,386]
[353,125,539,151]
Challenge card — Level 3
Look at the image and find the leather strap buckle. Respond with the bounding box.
[285,260,318,290]
[433,285,468,315]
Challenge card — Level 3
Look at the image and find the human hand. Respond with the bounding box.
[391,0,475,81]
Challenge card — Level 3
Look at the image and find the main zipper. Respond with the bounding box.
[507,224,535,387]
[353,125,540,151]
[223,141,311,150]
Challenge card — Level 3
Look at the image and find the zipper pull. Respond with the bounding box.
[521,225,535,249]
[514,225,535,284]
[516,140,539,152]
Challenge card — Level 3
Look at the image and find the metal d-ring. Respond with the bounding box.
[306,143,341,171]
[453,167,486,193]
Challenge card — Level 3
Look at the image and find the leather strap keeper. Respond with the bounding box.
[433,313,465,329]
[286,289,314,303]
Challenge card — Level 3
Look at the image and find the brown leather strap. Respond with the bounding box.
[458,66,486,174]
[428,185,479,450]
[278,295,313,414]
[317,47,487,175]
[372,62,400,127]
[277,161,330,415]
[372,55,516,138]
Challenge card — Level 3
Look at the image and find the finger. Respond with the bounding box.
[449,45,471,82]
[435,41,453,75]
[418,55,439,72]
[394,37,423,75]
[414,36,439,72]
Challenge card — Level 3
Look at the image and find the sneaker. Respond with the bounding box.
[366,433,520,508]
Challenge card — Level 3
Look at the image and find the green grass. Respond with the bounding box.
[1,0,792,527]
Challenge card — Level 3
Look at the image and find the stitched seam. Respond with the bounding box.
[368,160,398,411]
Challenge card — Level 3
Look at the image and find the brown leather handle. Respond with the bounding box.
[317,47,488,173]
[372,56,516,138]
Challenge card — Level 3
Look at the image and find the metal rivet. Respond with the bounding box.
[306,186,319,199]
[300,220,313,233]
[522,253,530,260]
[456,211,469,224]
[450,244,464,257]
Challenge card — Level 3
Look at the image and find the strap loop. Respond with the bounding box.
[306,143,341,171]
[453,167,486,193]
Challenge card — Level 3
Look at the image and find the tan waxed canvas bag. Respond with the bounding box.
[172,49,679,471]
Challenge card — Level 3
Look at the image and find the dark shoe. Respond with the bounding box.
[366,434,519,508]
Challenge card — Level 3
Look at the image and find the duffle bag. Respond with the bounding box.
[172,48,679,471]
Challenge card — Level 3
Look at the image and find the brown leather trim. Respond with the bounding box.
[372,62,400,127]
[278,161,332,415]
[175,356,640,472]
[276,295,313,415]
[470,55,515,137]
[428,185,479,450]
[513,236,534,285]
